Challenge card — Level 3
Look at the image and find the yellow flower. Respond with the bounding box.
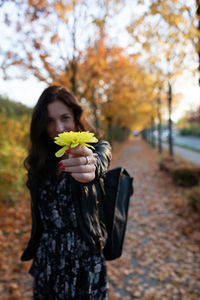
[54,131,98,157]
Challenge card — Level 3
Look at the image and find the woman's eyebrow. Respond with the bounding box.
[61,113,71,116]
[48,113,71,119]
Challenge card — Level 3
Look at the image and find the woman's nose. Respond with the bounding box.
[55,121,64,133]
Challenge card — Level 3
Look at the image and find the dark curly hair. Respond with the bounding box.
[24,85,97,188]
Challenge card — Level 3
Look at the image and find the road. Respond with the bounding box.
[155,136,200,165]
[171,136,200,151]
[161,143,200,165]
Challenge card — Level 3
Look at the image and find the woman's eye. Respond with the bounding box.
[62,116,70,120]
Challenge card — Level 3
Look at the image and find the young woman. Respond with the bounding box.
[21,85,112,300]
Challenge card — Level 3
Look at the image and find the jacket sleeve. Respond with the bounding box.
[93,140,112,180]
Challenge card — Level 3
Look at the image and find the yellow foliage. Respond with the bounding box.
[0,115,30,202]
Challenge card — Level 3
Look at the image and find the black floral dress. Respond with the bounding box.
[29,172,108,300]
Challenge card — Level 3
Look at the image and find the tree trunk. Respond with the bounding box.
[70,8,78,95]
[168,82,173,156]
[91,100,100,130]
[157,91,162,154]
[141,129,147,141]
[196,1,200,85]
[107,116,113,146]
[70,58,77,95]
[151,116,155,147]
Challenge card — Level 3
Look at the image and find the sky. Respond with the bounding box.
[0,77,47,108]
[172,72,200,121]
[0,0,199,123]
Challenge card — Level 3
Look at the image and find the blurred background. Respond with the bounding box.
[0,1,200,299]
[1,0,200,201]
[0,0,200,202]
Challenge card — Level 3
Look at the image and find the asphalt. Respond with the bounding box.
[161,143,200,165]
[173,136,200,150]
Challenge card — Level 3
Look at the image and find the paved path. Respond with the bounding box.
[107,138,200,300]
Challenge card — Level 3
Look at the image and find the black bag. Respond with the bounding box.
[101,167,134,261]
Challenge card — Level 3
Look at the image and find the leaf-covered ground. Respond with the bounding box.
[0,138,200,299]
[107,138,200,300]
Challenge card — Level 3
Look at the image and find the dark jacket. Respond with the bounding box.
[21,140,112,261]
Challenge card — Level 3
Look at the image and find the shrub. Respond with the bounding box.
[158,156,200,187]
[179,125,200,137]
[0,141,27,203]
[0,115,30,202]
[171,167,199,187]
[187,186,200,213]
[158,156,179,172]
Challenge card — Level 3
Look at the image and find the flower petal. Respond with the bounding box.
[54,131,98,157]
[82,143,95,149]
[71,142,79,148]
[55,146,68,157]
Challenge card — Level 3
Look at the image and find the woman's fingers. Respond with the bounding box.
[58,146,97,182]
[60,155,96,169]
[61,164,96,174]
[69,145,93,156]
[60,146,96,167]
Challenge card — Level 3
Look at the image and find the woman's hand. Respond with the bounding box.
[58,145,97,183]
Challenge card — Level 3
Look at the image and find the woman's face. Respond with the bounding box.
[46,100,75,140]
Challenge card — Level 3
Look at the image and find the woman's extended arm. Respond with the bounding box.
[58,140,112,183]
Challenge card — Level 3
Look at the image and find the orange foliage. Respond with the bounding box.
[79,39,156,130]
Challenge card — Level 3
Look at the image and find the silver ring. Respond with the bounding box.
[85,156,90,165]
